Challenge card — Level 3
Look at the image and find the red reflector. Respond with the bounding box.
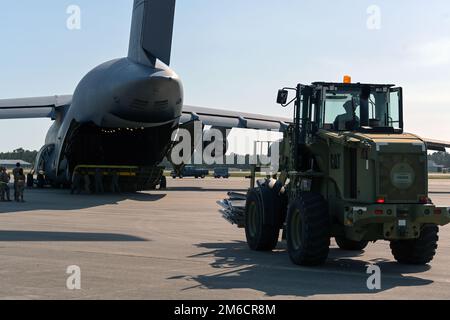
[434,209,442,215]
[376,198,385,204]
[419,197,429,204]
[375,210,384,215]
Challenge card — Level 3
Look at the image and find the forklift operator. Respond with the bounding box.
[333,99,360,131]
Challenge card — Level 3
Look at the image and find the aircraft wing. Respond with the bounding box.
[181,105,291,131]
[181,107,450,150]
[0,95,72,120]
[423,138,450,152]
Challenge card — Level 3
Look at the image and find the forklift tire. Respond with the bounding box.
[335,237,369,251]
[160,176,167,189]
[245,187,282,251]
[390,224,439,265]
[286,193,330,266]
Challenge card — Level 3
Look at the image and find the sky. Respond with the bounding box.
[1,0,450,152]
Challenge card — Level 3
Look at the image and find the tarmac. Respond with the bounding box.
[0,178,449,300]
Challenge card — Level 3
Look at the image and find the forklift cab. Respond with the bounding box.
[315,82,404,134]
[277,80,404,138]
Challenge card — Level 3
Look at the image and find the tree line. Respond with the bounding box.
[428,152,450,168]
[0,148,38,165]
[0,148,449,168]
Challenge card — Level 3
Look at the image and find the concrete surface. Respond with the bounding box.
[0,178,449,300]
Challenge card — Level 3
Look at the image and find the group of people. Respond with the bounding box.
[0,163,26,202]
[1,164,124,200]
[71,168,121,195]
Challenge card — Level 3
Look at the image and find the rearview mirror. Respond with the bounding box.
[276,89,289,105]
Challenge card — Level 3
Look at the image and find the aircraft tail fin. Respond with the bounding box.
[128,0,176,66]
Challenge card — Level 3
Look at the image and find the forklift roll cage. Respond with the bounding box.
[279,82,404,157]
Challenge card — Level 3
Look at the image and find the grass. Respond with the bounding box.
[21,169,449,179]
[163,170,450,179]
[163,170,267,178]
[429,174,450,180]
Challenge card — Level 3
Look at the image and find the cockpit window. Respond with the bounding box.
[320,86,402,133]
[324,93,360,131]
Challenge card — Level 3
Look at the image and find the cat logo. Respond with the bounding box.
[331,154,341,169]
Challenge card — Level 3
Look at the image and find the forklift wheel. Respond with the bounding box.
[390,224,439,265]
[287,192,330,266]
[245,186,282,251]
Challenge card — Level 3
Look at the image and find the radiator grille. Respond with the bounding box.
[378,153,426,202]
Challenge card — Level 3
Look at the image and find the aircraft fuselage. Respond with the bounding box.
[40,58,184,184]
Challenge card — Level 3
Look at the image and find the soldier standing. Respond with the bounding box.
[111,169,121,193]
[0,168,4,201]
[0,167,11,201]
[12,162,21,201]
[37,171,45,188]
[15,168,26,202]
[83,171,91,194]
[71,169,83,195]
[4,168,11,201]
[94,168,104,194]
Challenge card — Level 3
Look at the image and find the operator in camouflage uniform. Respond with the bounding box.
[334,99,360,131]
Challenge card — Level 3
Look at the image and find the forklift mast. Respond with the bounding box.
[293,84,315,171]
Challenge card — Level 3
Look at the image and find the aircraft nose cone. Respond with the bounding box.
[112,73,183,125]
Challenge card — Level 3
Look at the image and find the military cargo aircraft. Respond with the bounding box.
[0,0,448,190]
[0,0,288,190]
